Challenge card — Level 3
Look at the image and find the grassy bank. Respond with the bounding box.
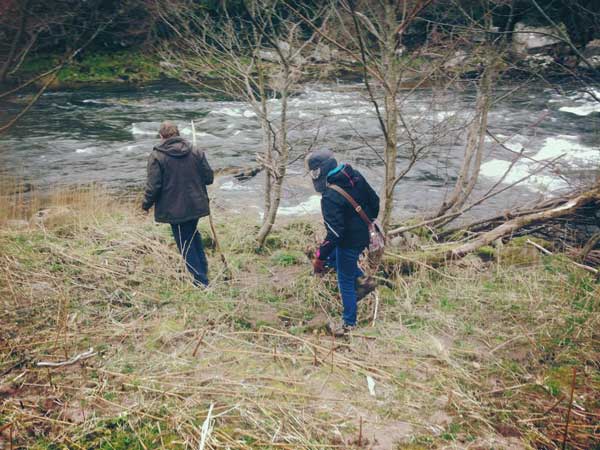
[15,51,163,85]
[0,186,599,449]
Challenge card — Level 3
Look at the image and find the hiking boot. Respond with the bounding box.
[326,320,355,337]
[356,276,377,302]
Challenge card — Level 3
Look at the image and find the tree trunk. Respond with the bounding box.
[256,66,290,248]
[1,0,31,84]
[434,60,494,218]
[379,2,401,232]
[381,94,398,231]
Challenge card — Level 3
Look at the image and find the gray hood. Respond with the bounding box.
[307,149,337,193]
[154,137,191,158]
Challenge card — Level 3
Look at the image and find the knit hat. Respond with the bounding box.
[306,149,338,193]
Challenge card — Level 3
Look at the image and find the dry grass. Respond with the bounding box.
[0,186,599,449]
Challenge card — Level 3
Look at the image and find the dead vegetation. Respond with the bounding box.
[0,186,599,449]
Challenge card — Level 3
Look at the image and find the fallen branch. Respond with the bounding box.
[449,188,600,259]
[526,239,598,274]
[37,348,96,368]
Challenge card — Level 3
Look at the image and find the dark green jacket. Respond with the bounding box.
[142,137,214,224]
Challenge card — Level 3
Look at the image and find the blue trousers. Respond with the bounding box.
[170,219,209,286]
[335,246,365,326]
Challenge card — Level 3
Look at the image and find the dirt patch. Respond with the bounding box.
[364,419,414,450]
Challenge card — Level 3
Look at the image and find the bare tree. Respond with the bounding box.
[159,0,323,247]
[290,0,470,232]
[0,0,156,134]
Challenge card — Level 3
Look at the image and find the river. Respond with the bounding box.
[1,80,599,221]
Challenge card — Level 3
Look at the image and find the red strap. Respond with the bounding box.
[328,184,373,228]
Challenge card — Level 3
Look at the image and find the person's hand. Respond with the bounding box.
[312,258,326,275]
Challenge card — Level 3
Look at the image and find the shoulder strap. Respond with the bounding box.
[328,184,372,228]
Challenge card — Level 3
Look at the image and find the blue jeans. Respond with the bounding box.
[335,246,365,326]
[170,219,209,286]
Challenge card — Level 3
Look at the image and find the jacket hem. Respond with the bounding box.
[154,211,210,224]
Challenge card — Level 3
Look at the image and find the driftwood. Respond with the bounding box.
[385,187,600,270]
[449,188,600,259]
[37,348,96,368]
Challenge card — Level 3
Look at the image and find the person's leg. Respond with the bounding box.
[189,224,209,286]
[171,219,209,286]
[335,246,363,326]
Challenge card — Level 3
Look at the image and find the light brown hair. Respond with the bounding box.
[159,121,179,139]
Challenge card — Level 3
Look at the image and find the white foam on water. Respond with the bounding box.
[177,128,211,138]
[481,134,599,193]
[559,104,600,116]
[75,147,95,154]
[212,107,243,117]
[432,110,458,121]
[480,159,568,193]
[220,181,251,191]
[130,124,157,136]
[298,111,317,119]
[243,110,257,118]
[552,87,600,116]
[277,195,321,216]
[480,159,511,180]
[330,107,371,116]
[533,135,600,164]
[121,144,143,152]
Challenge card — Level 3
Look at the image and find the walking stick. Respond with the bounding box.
[191,120,231,279]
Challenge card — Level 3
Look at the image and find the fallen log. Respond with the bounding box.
[449,188,600,259]
[384,187,600,271]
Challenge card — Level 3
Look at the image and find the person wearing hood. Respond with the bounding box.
[307,150,380,336]
[142,121,214,286]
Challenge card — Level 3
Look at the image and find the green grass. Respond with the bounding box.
[17,50,162,83]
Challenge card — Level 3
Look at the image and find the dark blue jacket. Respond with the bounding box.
[317,164,380,260]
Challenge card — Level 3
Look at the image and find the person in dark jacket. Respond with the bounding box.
[307,150,380,336]
[142,121,214,286]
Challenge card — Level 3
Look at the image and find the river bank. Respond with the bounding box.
[9,44,599,92]
[0,186,598,449]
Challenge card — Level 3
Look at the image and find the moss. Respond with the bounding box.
[379,286,398,306]
[476,245,496,261]
[498,243,540,266]
[18,50,163,85]
[270,250,305,266]
[31,416,184,450]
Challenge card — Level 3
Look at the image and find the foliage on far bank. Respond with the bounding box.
[15,50,163,85]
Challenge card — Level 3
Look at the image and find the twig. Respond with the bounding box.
[561,368,577,450]
[371,292,379,327]
[37,348,96,368]
[358,416,363,447]
[199,403,214,450]
[526,240,598,274]
[192,330,207,357]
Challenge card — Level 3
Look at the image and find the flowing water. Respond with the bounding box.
[1,80,599,220]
